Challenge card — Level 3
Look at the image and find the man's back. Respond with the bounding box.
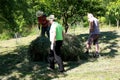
[38,15,49,27]
[91,18,100,34]
[56,22,63,41]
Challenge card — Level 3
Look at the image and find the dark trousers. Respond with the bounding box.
[41,26,50,38]
[88,34,99,45]
[48,40,64,71]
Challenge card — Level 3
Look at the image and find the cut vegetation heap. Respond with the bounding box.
[28,34,85,62]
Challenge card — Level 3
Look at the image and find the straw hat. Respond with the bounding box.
[36,10,44,17]
[47,14,57,20]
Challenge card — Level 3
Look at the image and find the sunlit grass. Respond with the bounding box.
[0,26,120,80]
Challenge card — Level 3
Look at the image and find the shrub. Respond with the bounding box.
[0,31,12,40]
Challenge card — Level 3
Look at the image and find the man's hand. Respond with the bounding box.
[50,41,56,50]
[38,24,40,30]
[50,43,54,50]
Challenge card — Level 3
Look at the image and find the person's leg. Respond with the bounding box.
[86,43,91,52]
[93,34,100,58]
[95,43,99,53]
[85,35,93,54]
[93,43,99,58]
[41,27,45,37]
[93,34,99,53]
[85,43,90,54]
[48,49,55,69]
[54,41,64,72]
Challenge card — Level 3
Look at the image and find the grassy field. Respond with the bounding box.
[0,26,120,80]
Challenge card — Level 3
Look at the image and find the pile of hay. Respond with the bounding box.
[28,34,86,62]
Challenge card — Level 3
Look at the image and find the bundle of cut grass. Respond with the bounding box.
[28,34,86,61]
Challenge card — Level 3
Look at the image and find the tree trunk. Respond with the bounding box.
[117,19,119,28]
[109,20,111,27]
[63,13,69,33]
[63,20,69,33]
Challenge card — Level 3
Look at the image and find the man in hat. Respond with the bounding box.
[85,13,100,58]
[48,14,65,72]
[36,10,50,37]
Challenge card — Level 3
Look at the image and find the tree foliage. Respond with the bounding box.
[106,0,120,28]
[0,0,119,39]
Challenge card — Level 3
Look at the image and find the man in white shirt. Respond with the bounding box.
[48,15,65,73]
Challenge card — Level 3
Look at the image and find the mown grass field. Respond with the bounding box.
[0,26,120,80]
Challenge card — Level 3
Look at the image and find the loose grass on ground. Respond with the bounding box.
[0,26,120,80]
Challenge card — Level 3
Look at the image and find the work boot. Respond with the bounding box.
[93,52,99,58]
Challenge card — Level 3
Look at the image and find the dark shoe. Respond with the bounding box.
[85,50,89,55]
[93,52,99,58]
[58,69,65,73]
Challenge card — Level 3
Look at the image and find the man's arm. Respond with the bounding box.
[38,23,40,30]
[52,29,56,44]
[50,27,56,50]
[37,17,43,30]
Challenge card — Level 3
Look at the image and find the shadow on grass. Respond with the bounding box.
[99,31,119,57]
[78,30,120,58]
[61,30,120,72]
[0,45,67,80]
[0,30,119,79]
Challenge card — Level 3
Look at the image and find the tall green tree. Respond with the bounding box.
[0,0,16,32]
[0,0,33,37]
[49,0,86,33]
[42,0,105,33]
[0,0,109,39]
[106,0,120,28]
